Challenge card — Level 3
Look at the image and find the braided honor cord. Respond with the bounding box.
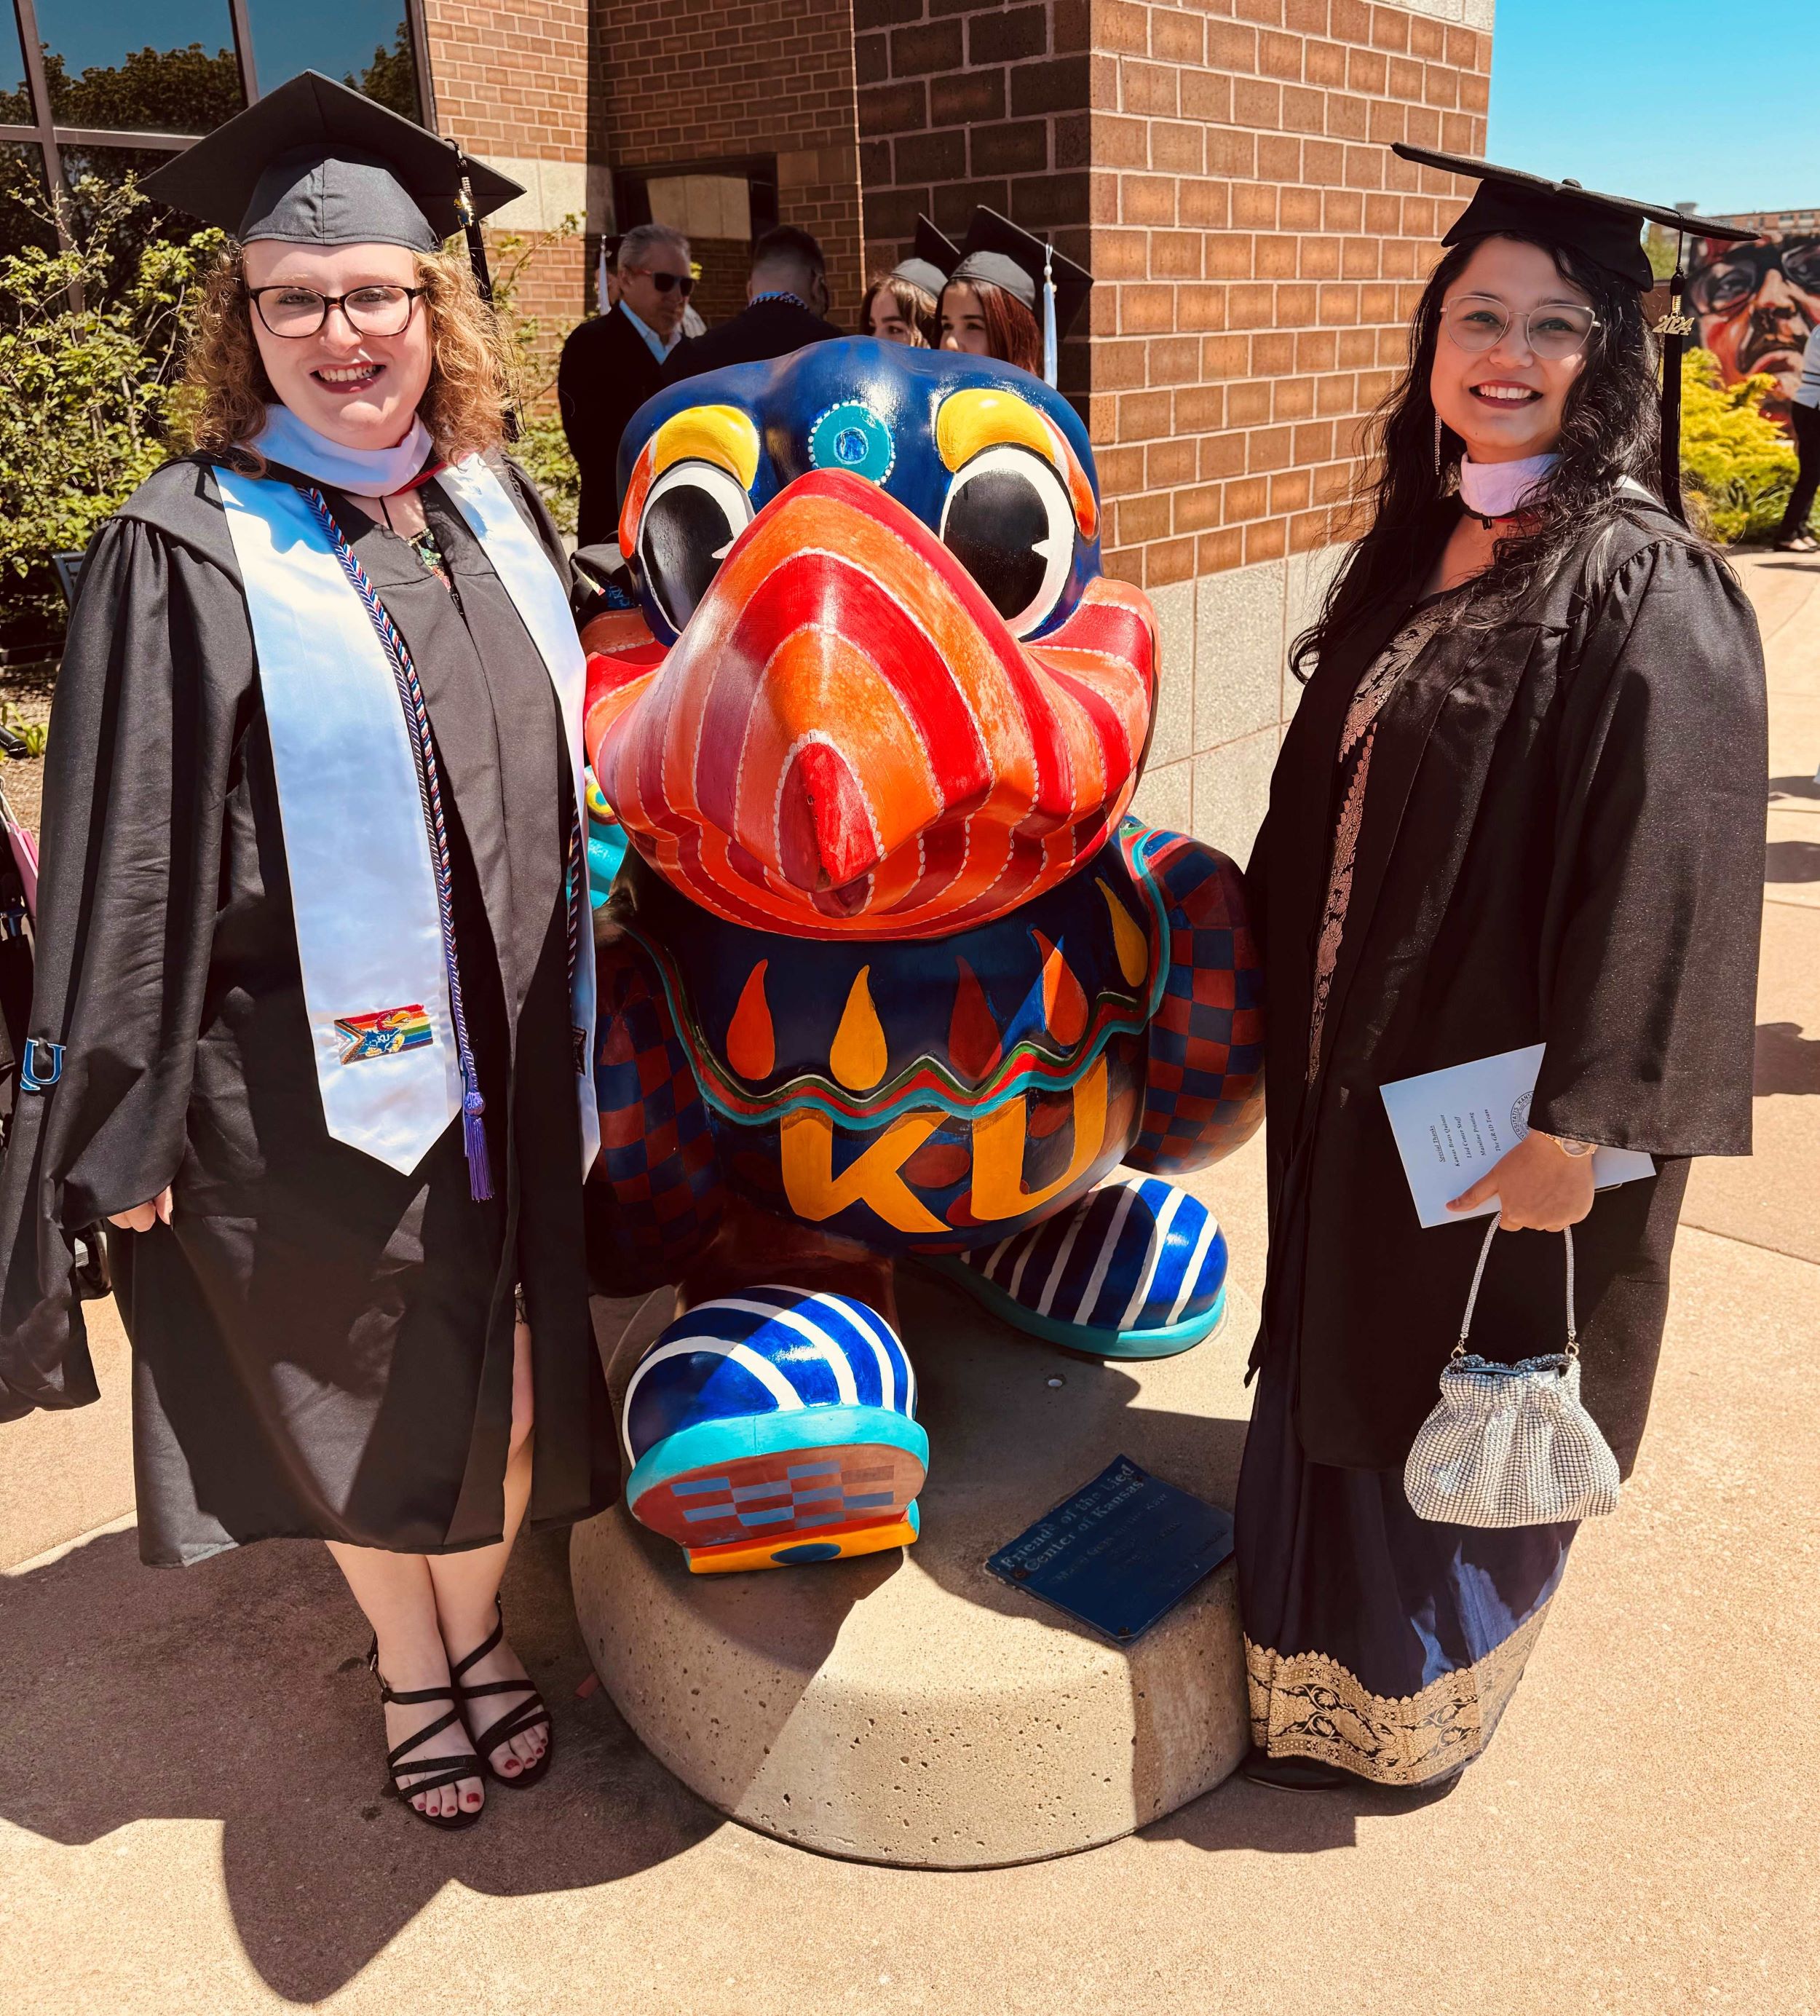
[300,486,494,1203]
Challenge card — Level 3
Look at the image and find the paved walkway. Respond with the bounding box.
[2,556,1816,2016]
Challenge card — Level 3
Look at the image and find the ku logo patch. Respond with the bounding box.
[336,1005,433,1064]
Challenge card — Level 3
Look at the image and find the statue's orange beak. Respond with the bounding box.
[585,469,1154,939]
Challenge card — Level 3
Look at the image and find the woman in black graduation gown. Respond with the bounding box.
[1237,149,1767,1791]
[0,76,616,1827]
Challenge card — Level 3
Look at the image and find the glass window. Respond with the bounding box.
[34,1,244,134]
[246,3,422,122]
[0,11,32,126]
[0,146,60,261]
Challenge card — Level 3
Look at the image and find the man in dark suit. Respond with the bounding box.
[662,226,842,384]
[558,223,693,546]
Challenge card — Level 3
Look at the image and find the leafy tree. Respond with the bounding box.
[0,178,220,649]
[41,42,244,134]
[1679,347,1799,543]
[355,25,423,123]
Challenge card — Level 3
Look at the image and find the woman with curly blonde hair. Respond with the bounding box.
[0,76,618,1832]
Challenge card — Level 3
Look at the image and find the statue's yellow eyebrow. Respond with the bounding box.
[619,404,760,554]
[933,387,1098,539]
[648,404,760,489]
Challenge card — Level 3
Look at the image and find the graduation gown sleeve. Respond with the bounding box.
[0,510,247,1418]
[1530,540,1766,1158]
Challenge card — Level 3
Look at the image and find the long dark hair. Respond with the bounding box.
[1291,232,1690,681]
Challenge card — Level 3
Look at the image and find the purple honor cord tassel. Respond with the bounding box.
[301,485,494,1202]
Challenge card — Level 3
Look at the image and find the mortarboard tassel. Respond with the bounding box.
[1653,230,1693,524]
[455,160,494,306]
[596,235,610,316]
[1042,245,1059,387]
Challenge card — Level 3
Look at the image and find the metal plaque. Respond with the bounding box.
[986,1455,1235,1645]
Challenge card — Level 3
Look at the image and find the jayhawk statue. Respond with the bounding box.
[582,339,1262,1573]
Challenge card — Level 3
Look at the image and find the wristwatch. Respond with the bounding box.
[1540,1132,1596,1158]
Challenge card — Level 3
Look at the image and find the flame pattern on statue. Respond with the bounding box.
[582,341,1263,1573]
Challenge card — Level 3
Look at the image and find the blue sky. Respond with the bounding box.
[1489,0,1819,216]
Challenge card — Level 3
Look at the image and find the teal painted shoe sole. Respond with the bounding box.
[626,1404,930,1552]
[923,1257,1227,1360]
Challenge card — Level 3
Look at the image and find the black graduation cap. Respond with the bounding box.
[140,70,523,253]
[947,206,1093,343]
[1392,143,1756,289]
[892,216,957,300]
[1393,145,1760,523]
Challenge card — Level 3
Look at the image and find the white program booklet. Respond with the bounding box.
[1379,1043,1655,1228]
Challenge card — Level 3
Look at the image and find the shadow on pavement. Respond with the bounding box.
[1754,1019,1820,1094]
[1768,775,1820,802]
[1144,1750,1468,1856]
[0,1519,718,2001]
[1765,839,1820,883]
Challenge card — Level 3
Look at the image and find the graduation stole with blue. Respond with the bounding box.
[213,455,599,1193]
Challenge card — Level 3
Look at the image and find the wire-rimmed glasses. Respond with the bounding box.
[1440,296,1598,360]
[247,284,426,339]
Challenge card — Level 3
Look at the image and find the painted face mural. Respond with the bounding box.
[582,340,1263,1574]
[1688,232,1820,419]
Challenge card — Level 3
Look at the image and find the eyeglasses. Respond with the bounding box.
[1440,297,1598,360]
[247,283,424,339]
[1687,239,1820,316]
[624,267,695,296]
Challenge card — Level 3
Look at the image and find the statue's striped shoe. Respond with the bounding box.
[622,1286,927,1573]
[929,1176,1227,1359]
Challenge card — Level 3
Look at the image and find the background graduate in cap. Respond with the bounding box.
[1236,149,1768,1793]
[0,72,618,1830]
[938,207,1091,384]
[858,216,957,348]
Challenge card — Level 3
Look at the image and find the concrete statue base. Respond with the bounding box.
[571,1265,1254,1869]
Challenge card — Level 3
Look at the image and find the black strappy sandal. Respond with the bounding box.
[450,1602,554,1790]
[368,1640,485,1830]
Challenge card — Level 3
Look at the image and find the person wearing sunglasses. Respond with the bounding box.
[1688,232,1820,422]
[558,222,694,547]
[1237,151,1765,1795]
[0,74,619,1831]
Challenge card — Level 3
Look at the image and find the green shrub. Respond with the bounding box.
[0,177,220,648]
[1679,347,1800,544]
[488,219,582,539]
[0,706,47,757]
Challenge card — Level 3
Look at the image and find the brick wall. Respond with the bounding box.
[420,0,593,340]
[1091,0,1494,861]
[856,0,1093,388]
[1090,0,1490,590]
[590,0,867,328]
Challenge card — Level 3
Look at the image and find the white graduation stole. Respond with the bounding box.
[215,456,599,1179]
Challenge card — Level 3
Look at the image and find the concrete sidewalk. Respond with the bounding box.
[2,556,1816,2016]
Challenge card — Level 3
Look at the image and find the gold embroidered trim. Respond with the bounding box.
[1245,1604,1551,1786]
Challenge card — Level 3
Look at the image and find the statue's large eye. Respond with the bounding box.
[938,443,1076,638]
[637,459,753,633]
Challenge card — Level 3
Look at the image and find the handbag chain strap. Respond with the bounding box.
[1452,1211,1578,1361]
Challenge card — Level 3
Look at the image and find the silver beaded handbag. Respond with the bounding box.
[1404,1214,1622,1528]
